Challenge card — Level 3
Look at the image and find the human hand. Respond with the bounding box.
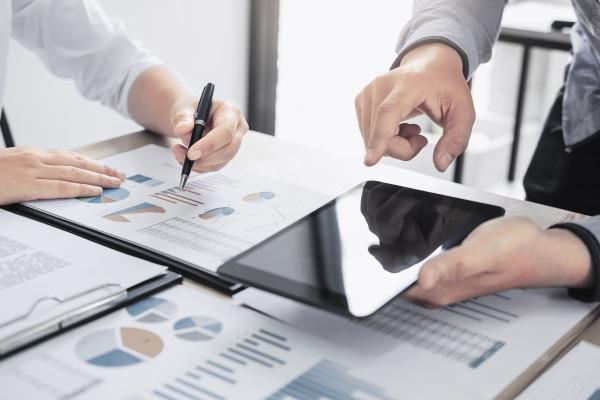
[170,97,249,173]
[405,217,593,307]
[355,43,475,171]
[0,147,125,205]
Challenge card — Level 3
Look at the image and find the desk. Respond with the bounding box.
[72,130,595,398]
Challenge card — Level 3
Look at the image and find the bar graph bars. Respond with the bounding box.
[128,174,164,187]
[150,328,294,400]
[357,297,506,368]
[266,360,393,400]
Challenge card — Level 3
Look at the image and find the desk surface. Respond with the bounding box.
[73,130,591,398]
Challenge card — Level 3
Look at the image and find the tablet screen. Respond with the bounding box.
[219,181,505,317]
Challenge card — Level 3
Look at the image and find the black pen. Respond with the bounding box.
[179,82,215,190]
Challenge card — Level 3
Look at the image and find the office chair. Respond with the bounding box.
[1,109,15,147]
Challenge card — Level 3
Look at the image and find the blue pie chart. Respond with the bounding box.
[173,316,222,341]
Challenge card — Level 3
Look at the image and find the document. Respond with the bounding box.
[0,285,411,400]
[518,341,600,400]
[28,145,331,273]
[0,209,166,348]
[235,287,598,399]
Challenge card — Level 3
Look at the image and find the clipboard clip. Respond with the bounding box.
[0,283,126,355]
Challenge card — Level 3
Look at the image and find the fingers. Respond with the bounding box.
[42,152,126,181]
[432,92,476,172]
[365,85,420,166]
[384,124,428,160]
[34,180,103,200]
[404,248,479,306]
[39,165,122,188]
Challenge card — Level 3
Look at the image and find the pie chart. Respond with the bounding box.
[78,187,130,204]
[75,327,163,367]
[242,192,276,203]
[173,316,222,341]
[127,297,177,323]
[199,207,235,220]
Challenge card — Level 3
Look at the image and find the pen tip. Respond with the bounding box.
[179,175,188,191]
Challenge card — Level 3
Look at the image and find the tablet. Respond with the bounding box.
[218,181,505,317]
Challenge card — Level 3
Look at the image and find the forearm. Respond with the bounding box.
[395,0,508,78]
[127,66,192,137]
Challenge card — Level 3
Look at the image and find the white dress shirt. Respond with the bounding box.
[0,0,161,120]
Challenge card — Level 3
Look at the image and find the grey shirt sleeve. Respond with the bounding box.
[393,0,508,78]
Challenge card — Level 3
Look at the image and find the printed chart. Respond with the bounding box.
[103,203,166,223]
[127,297,178,323]
[78,188,130,204]
[173,316,223,341]
[127,174,164,187]
[75,327,163,367]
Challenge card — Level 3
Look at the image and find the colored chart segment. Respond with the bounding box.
[267,360,393,400]
[199,207,235,220]
[242,191,276,203]
[78,188,130,204]
[75,327,163,367]
[127,297,178,323]
[173,316,223,341]
[103,202,165,222]
[127,174,164,187]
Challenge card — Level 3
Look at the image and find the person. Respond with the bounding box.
[0,0,248,205]
[354,0,600,306]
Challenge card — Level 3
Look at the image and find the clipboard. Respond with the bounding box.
[0,270,182,359]
[6,204,240,293]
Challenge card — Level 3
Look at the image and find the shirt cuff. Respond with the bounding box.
[390,36,470,79]
[550,222,600,302]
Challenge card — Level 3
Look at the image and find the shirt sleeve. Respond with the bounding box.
[10,0,162,118]
[552,217,600,302]
[392,0,508,79]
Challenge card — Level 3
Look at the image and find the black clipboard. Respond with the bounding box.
[0,270,182,360]
[5,204,241,293]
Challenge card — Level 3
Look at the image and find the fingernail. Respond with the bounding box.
[440,152,454,170]
[116,170,126,180]
[364,149,376,166]
[110,177,121,186]
[93,186,103,195]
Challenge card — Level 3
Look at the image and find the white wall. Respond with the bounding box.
[4,0,249,149]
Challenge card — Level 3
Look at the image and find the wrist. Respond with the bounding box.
[534,228,593,288]
[399,43,464,78]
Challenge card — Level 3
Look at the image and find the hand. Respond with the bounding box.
[355,43,475,171]
[170,97,249,173]
[405,217,593,307]
[0,147,125,205]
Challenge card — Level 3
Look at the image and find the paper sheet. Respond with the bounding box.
[518,341,600,400]
[235,287,597,399]
[0,209,166,344]
[28,145,331,273]
[0,285,417,400]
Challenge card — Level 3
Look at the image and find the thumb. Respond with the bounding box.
[173,117,194,138]
[365,88,419,166]
[433,94,475,172]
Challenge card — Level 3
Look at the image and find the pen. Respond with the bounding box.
[179,82,215,190]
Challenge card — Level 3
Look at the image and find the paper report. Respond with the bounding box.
[235,287,598,399]
[0,209,166,349]
[0,285,406,400]
[28,145,330,273]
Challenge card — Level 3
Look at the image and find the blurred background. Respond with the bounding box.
[5,0,574,199]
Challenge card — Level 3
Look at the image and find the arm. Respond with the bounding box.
[12,0,247,172]
[355,0,507,171]
[405,216,595,307]
[395,0,508,79]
